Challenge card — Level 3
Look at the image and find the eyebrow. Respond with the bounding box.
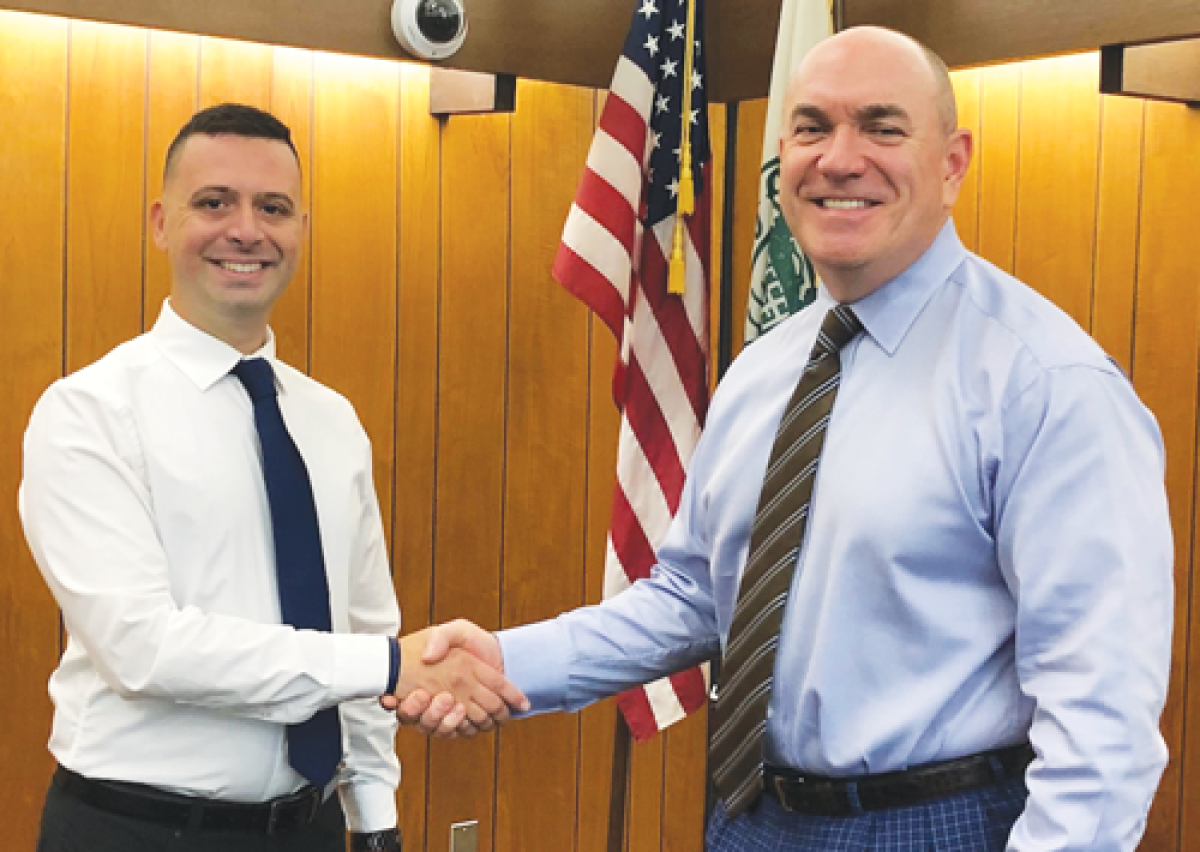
[787,103,912,126]
[189,187,298,205]
[256,191,297,207]
[789,105,830,125]
[853,104,911,125]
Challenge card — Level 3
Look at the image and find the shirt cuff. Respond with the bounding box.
[496,619,572,715]
[338,780,399,833]
[329,633,394,701]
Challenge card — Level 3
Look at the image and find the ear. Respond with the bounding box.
[149,199,169,251]
[942,128,974,209]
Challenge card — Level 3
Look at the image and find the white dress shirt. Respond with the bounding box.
[20,301,401,831]
[500,222,1172,851]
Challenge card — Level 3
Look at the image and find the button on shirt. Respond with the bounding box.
[20,302,400,831]
[499,222,1173,850]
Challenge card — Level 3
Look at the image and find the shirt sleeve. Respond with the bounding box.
[19,379,391,726]
[498,461,721,714]
[336,435,401,832]
[994,365,1172,851]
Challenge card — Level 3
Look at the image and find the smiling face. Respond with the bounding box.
[778,28,972,302]
[150,133,305,352]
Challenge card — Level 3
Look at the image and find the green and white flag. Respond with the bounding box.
[744,0,834,344]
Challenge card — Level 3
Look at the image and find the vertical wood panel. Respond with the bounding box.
[1013,54,1100,328]
[731,98,768,360]
[949,68,982,253]
[1134,99,1200,852]
[976,64,1020,273]
[661,708,708,852]
[144,30,199,321]
[1091,94,1144,375]
[64,20,147,372]
[430,109,511,852]
[0,11,68,848]
[199,35,273,108]
[269,46,315,371]
[497,78,594,852]
[624,735,665,850]
[310,53,400,540]
[394,60,439,851]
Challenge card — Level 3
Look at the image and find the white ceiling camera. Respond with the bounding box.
[392,0,468,61]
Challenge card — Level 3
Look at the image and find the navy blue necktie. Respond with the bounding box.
[233,357,342,790]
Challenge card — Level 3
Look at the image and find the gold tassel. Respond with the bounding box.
[678,152,695,216]
[669,217,688,294]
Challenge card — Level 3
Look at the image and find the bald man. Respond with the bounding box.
[403,27,1172,852]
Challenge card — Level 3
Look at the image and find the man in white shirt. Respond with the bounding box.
[21,103,526,852]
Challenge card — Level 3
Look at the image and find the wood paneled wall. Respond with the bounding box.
[4,8,1199,851]
[0,9,717,851]
[725,52,1198,852]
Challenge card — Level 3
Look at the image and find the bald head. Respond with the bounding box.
[774,24,974,301]
[793,27,958,136]
[916,38,958,135]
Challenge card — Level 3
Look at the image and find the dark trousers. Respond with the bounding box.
[37,776,347,852]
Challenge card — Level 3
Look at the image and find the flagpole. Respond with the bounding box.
[606,712,631,852]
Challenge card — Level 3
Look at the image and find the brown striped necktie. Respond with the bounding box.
[709,305,862,817]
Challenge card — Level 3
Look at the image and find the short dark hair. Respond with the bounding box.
[163,103,299,181]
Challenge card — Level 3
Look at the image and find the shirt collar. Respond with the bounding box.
[815,220,968,357]
[149,300,281,393]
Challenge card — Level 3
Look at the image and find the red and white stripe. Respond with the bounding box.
[553,55,711,740]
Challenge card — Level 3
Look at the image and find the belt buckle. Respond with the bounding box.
[272,787,321,835]
[770,773,800,813]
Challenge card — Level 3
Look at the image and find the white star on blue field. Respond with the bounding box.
[619,0,711,228]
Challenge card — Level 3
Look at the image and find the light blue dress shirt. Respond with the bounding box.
[499,222,1172,851]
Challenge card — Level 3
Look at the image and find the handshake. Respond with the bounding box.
[384,619,527,737]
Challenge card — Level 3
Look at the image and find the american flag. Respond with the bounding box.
[552,0,711,740]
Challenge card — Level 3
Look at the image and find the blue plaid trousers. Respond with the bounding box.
[706,777,1027,852]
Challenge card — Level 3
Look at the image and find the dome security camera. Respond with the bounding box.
[391,0,468,61]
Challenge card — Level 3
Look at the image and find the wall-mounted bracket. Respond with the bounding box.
[430,67,516,116]
[1100,38,1200,106]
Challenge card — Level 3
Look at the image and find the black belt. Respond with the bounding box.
[53,766,324,835]
[764,742,1034,817]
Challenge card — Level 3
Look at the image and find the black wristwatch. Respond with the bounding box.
[350,828,401,852]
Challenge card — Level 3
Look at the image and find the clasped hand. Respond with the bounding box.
[384,620,523,737]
